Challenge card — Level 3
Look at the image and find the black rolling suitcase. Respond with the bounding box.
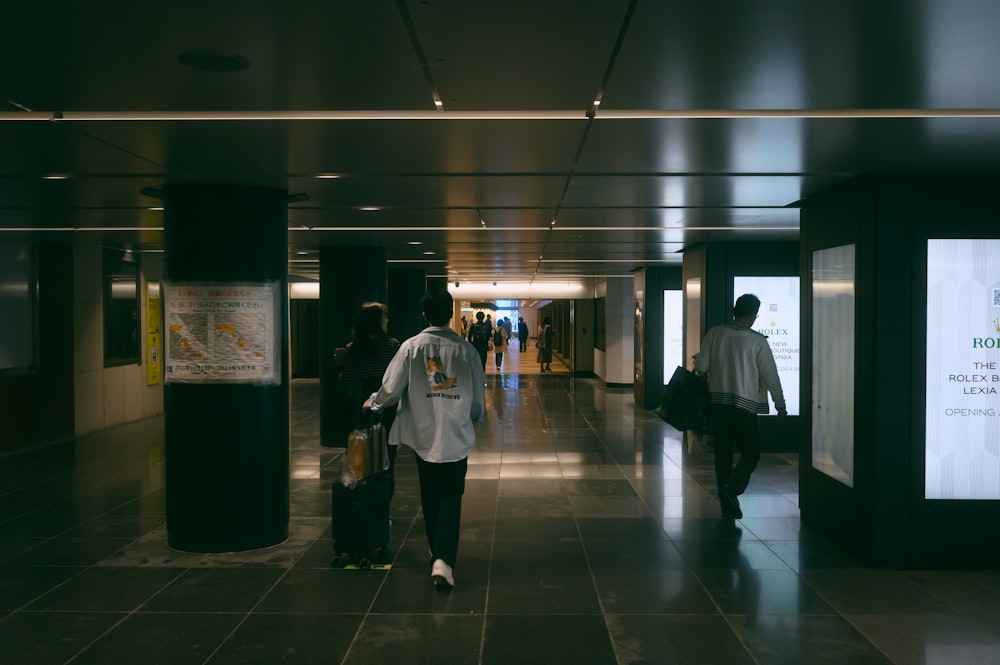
[331,414,391,568]
[331,475,390,567]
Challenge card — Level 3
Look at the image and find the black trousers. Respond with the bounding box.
[709,404,761,495]
[414,453,468,568]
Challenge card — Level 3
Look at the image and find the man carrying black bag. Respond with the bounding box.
[694,294,786,519]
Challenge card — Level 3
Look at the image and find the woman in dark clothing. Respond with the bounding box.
[537,316,554,372]
[337,302,401,499]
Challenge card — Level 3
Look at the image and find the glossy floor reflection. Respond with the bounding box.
[3,376,1000,664]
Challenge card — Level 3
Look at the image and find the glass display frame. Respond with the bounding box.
[811,244,856,487]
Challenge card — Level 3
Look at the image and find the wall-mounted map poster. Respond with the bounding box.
[926,239,1000,500]
[163,282,280,384]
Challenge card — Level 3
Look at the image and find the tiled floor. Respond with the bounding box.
[3,367,1000,664]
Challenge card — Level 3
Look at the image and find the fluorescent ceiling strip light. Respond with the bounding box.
[0,113,52,121]
[77,227,164,232]
[4,108,1000,122]
[50,110,585,121]
[446,274,630,279]
[598,108,1000,119]
[2,225,781,234]
[548,226,800,232]
[0,227,77,232]
[0,226,165,232]
[540,259,679,263]
[303,225,797,232]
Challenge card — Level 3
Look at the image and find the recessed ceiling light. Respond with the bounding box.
[408,241,422,245]
[423,251,435,255]
[360,206,380,211]
[177,50,250,72]
[315,174,341,179]
[43,174,69,180]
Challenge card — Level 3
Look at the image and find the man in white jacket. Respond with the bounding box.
[695,294,786,519]
[366,290,485,588]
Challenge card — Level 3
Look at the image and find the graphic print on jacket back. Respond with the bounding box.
[427,355,457,391]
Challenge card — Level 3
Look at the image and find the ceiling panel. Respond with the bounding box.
[607,0,1000,110]
[409,0,630,110]
[2,1,431,111]
[3,2,1000,288]
[285,119,588,174]
[561,174,838,208]
[287,175,568,209]
[578,118,830,173]
[0,123,165,175]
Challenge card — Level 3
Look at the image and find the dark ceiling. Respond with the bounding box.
[4,0,1000,289]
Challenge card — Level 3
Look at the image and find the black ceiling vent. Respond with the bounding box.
[140,186,164,199]
[287,193,310,203]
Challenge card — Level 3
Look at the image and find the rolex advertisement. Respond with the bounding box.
[733,276,801,415]
[926,239,1000,500]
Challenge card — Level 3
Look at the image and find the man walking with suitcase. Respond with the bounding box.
[366,290,486,587]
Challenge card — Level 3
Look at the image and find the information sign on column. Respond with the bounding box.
[163,282,280,384]
[146,281,161,385]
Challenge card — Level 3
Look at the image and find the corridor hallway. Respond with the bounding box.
[2,376,999,664]
[483,336,570,377]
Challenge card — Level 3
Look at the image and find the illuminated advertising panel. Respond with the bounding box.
[733,276,801,415]
[925,239,1000,500]
[663,289,683,376]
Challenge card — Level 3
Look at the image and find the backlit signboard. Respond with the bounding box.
[733,276,801,416]
[926,239,1000,500]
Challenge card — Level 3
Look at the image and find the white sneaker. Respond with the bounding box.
[431,558,455,588]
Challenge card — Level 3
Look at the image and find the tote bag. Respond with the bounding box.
[654,366,713,434]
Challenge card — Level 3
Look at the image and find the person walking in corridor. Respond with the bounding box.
[517,317,528,352]
[536,317,553,372]
[493,322,509,371]
[467,311,491,371]
[694,294,786,519]
[365,290,486,588]
[336,301,401,504]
